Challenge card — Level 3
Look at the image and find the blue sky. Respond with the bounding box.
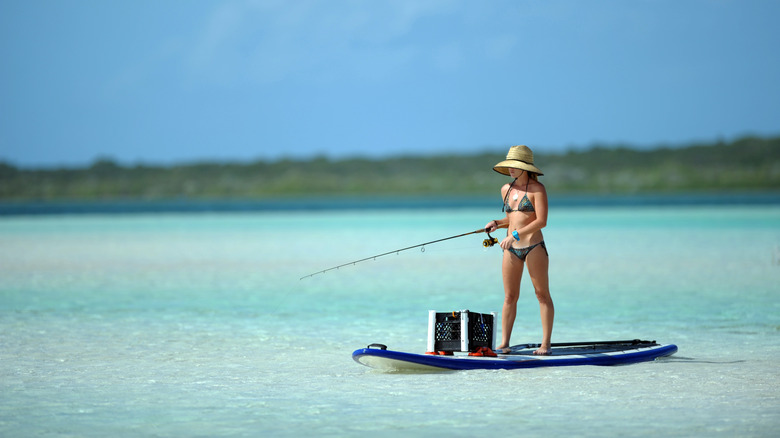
[1,0,779,167]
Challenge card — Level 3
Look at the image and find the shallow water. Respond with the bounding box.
[1,203,778,437]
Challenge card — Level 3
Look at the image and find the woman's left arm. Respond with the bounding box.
[516,184,548,235]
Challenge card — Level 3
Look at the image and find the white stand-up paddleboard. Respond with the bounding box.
[353,340,678,372]
[353,310,676,372]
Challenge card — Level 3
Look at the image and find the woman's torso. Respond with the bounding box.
[502,180,544,247]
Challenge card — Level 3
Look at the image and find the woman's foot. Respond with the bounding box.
[494,346,511,354]
[533,346,551,356]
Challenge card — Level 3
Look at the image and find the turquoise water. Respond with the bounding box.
[1,203,778,437]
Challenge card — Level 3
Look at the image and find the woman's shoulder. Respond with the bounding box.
[529,179,547,194]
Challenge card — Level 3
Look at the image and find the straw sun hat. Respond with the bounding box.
[493,145,544,176]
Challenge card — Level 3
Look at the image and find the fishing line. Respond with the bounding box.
[300,227,499,280]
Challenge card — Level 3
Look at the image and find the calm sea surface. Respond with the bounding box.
[1,198,778,437]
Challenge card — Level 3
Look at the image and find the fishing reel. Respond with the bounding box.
[482,231,499,248]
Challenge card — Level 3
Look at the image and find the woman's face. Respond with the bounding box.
[508,168,524,178]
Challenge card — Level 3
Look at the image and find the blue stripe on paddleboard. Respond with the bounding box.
[352,344,678,371]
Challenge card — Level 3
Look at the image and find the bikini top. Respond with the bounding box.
[502,179,535,213]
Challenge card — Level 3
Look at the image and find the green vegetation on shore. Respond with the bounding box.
[1,136,778,200]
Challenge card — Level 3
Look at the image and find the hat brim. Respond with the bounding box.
[493,160,543,176]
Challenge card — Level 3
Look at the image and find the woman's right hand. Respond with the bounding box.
[484,220,498,232]
[500,236,515,250]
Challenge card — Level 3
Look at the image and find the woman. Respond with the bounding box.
[484,145,553,355]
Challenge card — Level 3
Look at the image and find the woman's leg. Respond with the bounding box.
[526,245,553,355]
[498,250,523,350]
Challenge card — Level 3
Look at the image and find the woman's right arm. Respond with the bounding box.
[485,183,511,232]
[485,218,508,232]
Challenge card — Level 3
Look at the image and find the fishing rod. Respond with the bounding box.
[300,227,499,280]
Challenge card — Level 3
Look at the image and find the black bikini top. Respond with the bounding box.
[502,179,535,213]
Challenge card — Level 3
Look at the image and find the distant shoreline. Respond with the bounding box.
[2,192,778,216]
[2,135,778,201]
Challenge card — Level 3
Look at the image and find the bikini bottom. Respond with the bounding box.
[506,241,548,262]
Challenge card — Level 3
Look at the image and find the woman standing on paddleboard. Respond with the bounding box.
[484,145,553,355]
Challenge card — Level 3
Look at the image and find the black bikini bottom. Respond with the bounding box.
[507,241,547,262]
